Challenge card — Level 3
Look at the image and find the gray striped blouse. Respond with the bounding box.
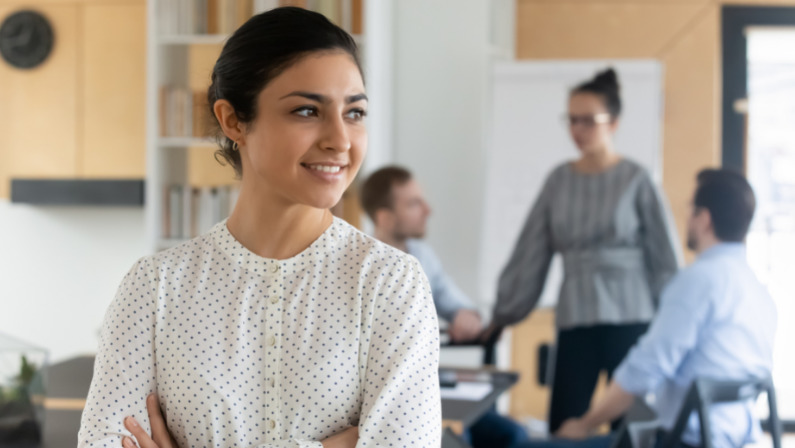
[492,159,682,330]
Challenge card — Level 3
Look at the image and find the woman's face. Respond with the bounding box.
[238,51,367,209]
[567,92,618,155]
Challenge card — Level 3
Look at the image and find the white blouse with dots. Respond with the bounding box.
[78,217,442,447]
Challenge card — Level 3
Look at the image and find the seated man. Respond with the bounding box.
[361,166,528,448]
[515,169,777,448]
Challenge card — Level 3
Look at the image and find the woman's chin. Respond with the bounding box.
[301,193,346,211]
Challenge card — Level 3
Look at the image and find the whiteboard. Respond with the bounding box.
[479,60,664,313]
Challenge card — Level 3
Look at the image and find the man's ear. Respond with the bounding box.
[701,208,715,235]
[374,208,393,229]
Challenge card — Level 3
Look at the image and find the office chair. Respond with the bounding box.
[611,377,782,448]
[659,377,782,448]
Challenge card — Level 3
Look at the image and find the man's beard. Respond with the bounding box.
[686,229,698,251]
[395,225,425,241]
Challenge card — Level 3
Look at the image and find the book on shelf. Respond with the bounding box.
[159,0,253,36]
[162,184,240,241]
[158,0,359,38]
[159,86,214,139]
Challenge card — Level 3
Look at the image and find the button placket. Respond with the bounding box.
[264,262,283,441]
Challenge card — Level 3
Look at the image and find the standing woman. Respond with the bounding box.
[489,69,680,434]
[78,8,441,448]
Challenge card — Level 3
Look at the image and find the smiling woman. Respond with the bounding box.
[77,7,440,448]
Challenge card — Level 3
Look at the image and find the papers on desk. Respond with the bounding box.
[440,381,493,401]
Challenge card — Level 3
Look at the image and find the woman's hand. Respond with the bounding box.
[122,394,177,448]
[321,426,359,448]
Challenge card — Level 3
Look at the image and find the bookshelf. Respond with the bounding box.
[145,0,382,254]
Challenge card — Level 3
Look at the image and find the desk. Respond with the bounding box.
[440,367,520,448]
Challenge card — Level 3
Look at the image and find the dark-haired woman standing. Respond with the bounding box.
[488,69,681,434]
[78,7,440,448]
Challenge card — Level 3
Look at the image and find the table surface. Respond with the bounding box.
[439,367,520,429]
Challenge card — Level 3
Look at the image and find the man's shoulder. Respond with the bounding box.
[405,239,442,272]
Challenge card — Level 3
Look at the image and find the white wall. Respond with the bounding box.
[0,201,147,362]
[393,0,492,308]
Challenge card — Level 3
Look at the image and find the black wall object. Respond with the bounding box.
[0,10,54,69]
[10,179,144,206]
[721,6,795,172]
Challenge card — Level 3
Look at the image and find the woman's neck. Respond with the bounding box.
[226,182,333,260]
[574,148,621,174]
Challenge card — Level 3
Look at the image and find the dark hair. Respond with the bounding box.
[572,68,622,118]
[208,7,363,177]
[694,169,756,242]
[360,166,413,221]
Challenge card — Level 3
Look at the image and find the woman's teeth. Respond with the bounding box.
[308,165,342,174]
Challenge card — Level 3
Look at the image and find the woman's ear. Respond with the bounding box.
[213,99,246,145]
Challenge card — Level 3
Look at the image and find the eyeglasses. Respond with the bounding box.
[563,113,612,127]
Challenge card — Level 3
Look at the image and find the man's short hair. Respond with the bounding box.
[694,169,756,242]
[360,166,413,221]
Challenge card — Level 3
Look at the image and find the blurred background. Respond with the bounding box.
[0,0,793,446]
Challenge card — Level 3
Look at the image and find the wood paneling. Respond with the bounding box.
[80,3,146,178]
[660,5,721,257]
[0,1,146,199]
[0,5,79,198]
[187,147,237,187]
[516,3,706,59]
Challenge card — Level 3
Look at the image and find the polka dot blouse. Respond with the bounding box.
[78,217,442,447]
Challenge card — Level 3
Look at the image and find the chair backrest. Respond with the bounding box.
[659,377,781,448]
[609,398,660,448]
[439,327,501,366]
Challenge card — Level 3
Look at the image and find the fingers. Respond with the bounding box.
[123,417,156,448]
[146,394,173,446]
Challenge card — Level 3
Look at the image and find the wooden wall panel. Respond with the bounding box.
[187,148,237,187]
[81,3,146,178]
[516,2,705,59]
[660,5,721,256]
[0,5,79,198]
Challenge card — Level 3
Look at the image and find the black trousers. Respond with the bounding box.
[548,323,650,434]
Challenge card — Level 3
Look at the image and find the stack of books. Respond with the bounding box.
[164,184,241,240]
[157,0,360,37]
[159,87,212,138]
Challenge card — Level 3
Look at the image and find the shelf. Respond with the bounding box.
[158,137,217,148]
[158,34,228,45]
[11,179,145,206]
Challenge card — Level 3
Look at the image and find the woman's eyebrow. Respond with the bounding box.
[346,93,368,104]
[279,91,368,104]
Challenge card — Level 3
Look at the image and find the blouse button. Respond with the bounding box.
[269,420,276,430]
[272,264,280,273]
[268,336,276,346]
[270,296,279,305]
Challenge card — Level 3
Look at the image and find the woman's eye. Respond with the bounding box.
[293,106,318,118]
[346,108,367,121]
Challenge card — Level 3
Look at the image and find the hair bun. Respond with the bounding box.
[593,68,620,91]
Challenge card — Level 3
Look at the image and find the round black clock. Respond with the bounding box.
[0,10,54,70]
